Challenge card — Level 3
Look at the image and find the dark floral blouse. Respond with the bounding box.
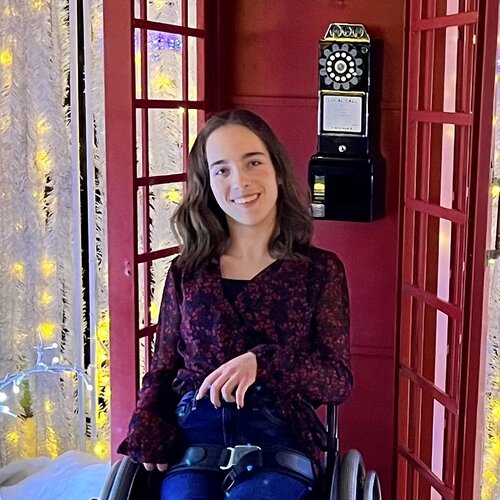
[118,246,352,467]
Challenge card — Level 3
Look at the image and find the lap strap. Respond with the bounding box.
[168,444,315,490]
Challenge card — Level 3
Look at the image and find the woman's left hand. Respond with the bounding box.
[196,352,257,408]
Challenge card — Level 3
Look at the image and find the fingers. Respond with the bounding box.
[234,378,253,408]
[197,353,257,408]
[143,463,168,472]
[220,378,238,404]
[196,368,221,401]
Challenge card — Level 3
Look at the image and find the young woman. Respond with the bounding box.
[118,109,352,499]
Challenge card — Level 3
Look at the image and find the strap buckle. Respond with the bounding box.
[220,445,262,470]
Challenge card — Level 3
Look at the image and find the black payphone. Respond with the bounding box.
[308,23,384,222]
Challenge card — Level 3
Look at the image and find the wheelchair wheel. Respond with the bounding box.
[98,458,122,500]
[363,470,382,500]
[340,449,366,500]
[328,452,341,500]
[103,457,141,500]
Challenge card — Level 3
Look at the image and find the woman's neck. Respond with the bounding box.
[221,222,276,279]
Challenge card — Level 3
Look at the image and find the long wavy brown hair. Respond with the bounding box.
[173,109,313,273]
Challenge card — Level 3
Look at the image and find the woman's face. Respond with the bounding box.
[205,124,279,231]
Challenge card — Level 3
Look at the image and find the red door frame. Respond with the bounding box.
[103,0,137,456]
[103,0,217,460]
[456,0,498,496]
[396,0,499,497]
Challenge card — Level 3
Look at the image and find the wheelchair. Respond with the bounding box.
[98,405,381,500]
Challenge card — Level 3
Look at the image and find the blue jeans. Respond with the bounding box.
[160,386,315,499]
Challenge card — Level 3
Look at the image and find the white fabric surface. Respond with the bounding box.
[0,451,110,500]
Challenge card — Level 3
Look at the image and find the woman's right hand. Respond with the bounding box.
[144,462,169,472]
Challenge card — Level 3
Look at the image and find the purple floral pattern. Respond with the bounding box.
[118,246,352,466]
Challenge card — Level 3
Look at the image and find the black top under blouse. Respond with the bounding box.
[221,278,249,306]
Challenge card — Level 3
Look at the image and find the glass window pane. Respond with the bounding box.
[188,108,204,152]
[136,109,144,178]
[147,30,183,100]
[137,262,147,330]
[418,26,474,114]
[137,186,146,254]
[188,37,204,101]
[150,255,178,324]
[147,0,182,25]
[134,0,142,19]
[138,337,147,385]
[149,108,184,176]
[149,182,185,252]
[188,0,204,28]
[134,29,143,99]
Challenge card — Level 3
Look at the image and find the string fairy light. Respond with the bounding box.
[0,335,93,419]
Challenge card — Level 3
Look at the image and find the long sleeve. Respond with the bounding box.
[249,253,352,406]
[117,263,184,464]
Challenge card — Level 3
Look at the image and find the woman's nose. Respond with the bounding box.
[231,167,250,188]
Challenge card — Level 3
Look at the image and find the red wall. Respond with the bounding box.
[217,2,405,497]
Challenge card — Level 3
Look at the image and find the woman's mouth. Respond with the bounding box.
[232,193,260,205]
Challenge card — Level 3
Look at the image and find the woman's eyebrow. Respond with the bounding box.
[242,151,266,159]
[209,151,266,169]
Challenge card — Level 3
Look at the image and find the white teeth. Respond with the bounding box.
[233,194,259,204]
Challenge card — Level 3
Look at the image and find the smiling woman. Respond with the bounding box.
[206,124,279,246]
[117,109,353,500]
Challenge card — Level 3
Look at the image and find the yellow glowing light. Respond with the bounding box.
[150,302,160,321]
[483,469,498,486]
[165,188,182,204]
[35,149,51,175]
[46,426,58,458]
[0,115,11,132]
[490,435,500,456]
[44,399,54,413]
[12,262,24,279]
[97,350,108,365]
[152,73,175,93]
[39,322,56,340]
[36,119,50,135]
[103,386,111,401]
[313,182,325,194]
[0,49,12,67]
[32,189,44,203]
[33,0,44,10]
[97,316,110,340]
[492,185,500,197]
[97,411,108,427]
[93,440,108,458]
[6,431,19,445]
[98,367,110,380]
[491,402,500,422]
[40,291,54,306]
[40,258,56,276]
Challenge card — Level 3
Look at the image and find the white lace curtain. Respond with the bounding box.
[0,0,108,465]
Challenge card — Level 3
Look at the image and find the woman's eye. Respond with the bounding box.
[249,160,262,167]
[214,167,227,176]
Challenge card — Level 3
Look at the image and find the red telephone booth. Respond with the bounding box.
[103,1,499,497]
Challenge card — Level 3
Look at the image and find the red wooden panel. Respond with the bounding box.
[397,0,498,496]
[105,0,207,460]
